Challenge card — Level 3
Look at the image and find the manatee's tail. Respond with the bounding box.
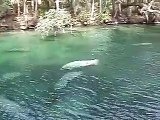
[60,67,64,70]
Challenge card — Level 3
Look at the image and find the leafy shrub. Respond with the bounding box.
[98,11,111,23]
[35,9,71,37]
[0,0,10,8]
[0,0,11,17]
[77,10,90,24]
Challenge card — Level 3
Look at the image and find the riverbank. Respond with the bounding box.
[0,13,37,32]
[1,13,160,32]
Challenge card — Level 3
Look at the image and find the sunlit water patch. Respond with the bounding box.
[0,25,160,119]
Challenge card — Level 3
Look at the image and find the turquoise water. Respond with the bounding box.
[0,25,160,119]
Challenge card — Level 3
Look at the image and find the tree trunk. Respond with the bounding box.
[56,0,60,11]
[72,0,76,15]
[69,0,76,16]
[91,0,95,18]
[87,0,92,12]
[100,0,102,13]
[35,0,38,16]
[112,0,115,17]
[31,0,34,13]
[113,0,122,18]
[17,0,20,16]
[23,0,27,14]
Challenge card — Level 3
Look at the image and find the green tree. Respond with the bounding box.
[0,0,11,17]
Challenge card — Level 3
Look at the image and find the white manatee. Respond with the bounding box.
[6,48,30,52]
[55,71,83,90]
[132,43,152,46]
[61,59,99,70]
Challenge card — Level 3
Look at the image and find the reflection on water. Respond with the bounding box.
[0,25,160,119]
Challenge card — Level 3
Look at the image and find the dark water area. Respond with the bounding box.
[0,25,160,119]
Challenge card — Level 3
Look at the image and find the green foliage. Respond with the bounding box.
[38,8,46,16]
[77,10,90,24]
[35,9,71,37]
[98,11,111,23]
[0,0,10,7]
[0,0,11,17]
[104,0,112,11]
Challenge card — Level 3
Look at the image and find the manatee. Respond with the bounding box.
[55,71,83,90]
[6,48,30,52]
[132,43,152,46]
[61,59,99,70]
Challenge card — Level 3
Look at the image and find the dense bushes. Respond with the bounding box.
[0,0,11,18]
[35,9,71,37]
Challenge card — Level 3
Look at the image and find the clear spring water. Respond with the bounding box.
[0,25,160,119]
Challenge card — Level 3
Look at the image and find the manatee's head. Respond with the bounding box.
[61,64,73,70]
[94,59,99,65]
[85,59,99,66]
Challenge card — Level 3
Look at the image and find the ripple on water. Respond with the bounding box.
[50,74,115,119]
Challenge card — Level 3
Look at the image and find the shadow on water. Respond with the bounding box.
[0,25,160,119]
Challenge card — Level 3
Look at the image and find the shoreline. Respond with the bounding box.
[0,22,160,33]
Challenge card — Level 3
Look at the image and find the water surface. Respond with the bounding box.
[0,25,160,119]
